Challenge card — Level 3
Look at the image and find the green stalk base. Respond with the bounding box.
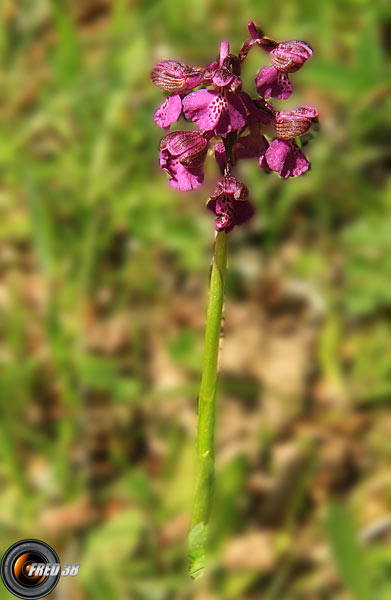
[188,231,228,578]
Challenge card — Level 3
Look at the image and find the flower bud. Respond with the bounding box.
[271,41,312,73]
[151,61,204,93]
[160,131,208,168]
[207,176,253,233]
[274,106,318,140]
[210,175,248,202]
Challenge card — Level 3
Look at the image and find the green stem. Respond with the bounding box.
[188,230,228,577]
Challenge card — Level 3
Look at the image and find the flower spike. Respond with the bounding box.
[152,21,318,220]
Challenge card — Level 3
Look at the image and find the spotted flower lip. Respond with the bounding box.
[255,66,293,100]
[154,94,183,130]
[151,60,204,93]
[160,131,208,191]
[183,89,246,137]
[266,139,310,178]
[207,176,254,233]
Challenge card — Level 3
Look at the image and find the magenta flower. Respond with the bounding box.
[265,106,318,178]
[207,176,254,233]
[160,131,208,191]
[246,22,312,99]
[182,42,246,137]
[151,60,205,130]
[151,21,318,232]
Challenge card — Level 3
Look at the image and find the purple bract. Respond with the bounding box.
[151,21,318,232]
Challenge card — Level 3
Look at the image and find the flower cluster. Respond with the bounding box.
[151,22,318,233]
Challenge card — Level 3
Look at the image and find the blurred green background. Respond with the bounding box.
[0,0,390,599]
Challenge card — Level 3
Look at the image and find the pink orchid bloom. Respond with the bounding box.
[247,22,312,100]
[183,42,246,137]
[265,106,318,177]
[151,21,318,232]
[160,130,208,190]
[207,176,254,233]
[152,60,205,130]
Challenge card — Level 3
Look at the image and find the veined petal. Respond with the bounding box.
[271,41,312,73]
[165,130,207,158]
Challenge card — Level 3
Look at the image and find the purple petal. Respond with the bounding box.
[183,89,221,131]
[185,71,204,91]
[233,200,255,226]
[255,66,292,99]
[154,94,182,129]
[248,21,261,40]
[207,197,254,233]
[214,141,226,173]
[294,105,318,119]
[183,90,246,136]
[215,91,246,137]
[235,134,269,169]
[265,139,309,178]
[219,41,230,67]
[162,158,204,191]
[212,69,234,88]
[241,92,275,125]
